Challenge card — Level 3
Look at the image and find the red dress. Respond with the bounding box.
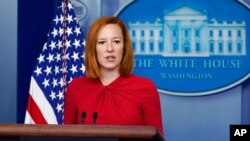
[64,74,163,134]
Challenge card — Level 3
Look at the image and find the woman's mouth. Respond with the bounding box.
[106,56,115,62]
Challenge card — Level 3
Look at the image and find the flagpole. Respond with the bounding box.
[62,0,68,95]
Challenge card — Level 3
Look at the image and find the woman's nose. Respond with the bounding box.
[106,42,114,52]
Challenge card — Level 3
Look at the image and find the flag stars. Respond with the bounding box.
[59,14,64,24]
[67,3,73,10]
[44,66,52,76]
[51,28,58,38]
[49,91,57,100]
[53,15,60,25]
[82,39,86,46]
[73,39,81,49]
[57,40,63,48]
[60,67,68,74]
[56,103,63,113]
[66,27,73,36]
[55,53,61,62]
[42,43,48,51]
[59,27,64,37]
[70,64,78,74]
[74,27,81,36]
[34,66,42,76]
[81,52,85,59]
[42,78,50,88]
[66,40,72,48]
[67,14,73,24]
[62,53,70,61]
[80,64,85,73]
[57,90,64,100]
[54,65,60,75]
[37,54,45,64]
[49,41,57,50]
[52,78,58,88]
[59,78,66,88]
[71,52,79,61]
[46,53,54,63]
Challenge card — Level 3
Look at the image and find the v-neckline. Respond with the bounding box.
[99,76,121,87]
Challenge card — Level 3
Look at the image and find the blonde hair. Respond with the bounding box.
[85,16,134,79]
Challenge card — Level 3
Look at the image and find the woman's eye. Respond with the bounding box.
[97,41,105,44]
[113,40,121,44]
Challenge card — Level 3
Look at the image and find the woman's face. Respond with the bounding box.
[96,24,124,73]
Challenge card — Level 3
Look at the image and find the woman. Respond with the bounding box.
[64,16,163,134]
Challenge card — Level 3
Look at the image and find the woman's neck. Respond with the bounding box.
[100,69,120,86]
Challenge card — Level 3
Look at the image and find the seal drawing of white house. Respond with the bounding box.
[128,6,246,57]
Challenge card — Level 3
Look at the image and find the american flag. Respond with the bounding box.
[25,0,85,124]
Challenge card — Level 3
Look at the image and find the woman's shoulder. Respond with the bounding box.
[126,74,156,87]
[126,75,159,97]
[70,76,87,83]
[69,76,98,86]
[129,74,154,82]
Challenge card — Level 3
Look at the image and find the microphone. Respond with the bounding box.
[81,112,86,124]
[92,112,98,125]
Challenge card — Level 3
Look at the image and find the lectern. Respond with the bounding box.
[0,124,164,141]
